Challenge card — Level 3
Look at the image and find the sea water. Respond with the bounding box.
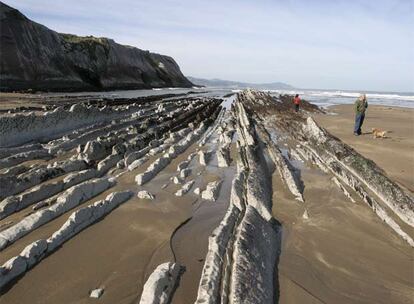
[40,87,414,109]
[266,89,414,109]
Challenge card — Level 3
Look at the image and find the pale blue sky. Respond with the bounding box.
[4,0,414,91]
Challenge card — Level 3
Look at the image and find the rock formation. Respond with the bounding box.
[0,2,193,92]
[0,92,222,295]
[195,98,281,303]
[139,262,182,304]
[137,190,155,200]
[0,191,132,289]
[1,88,412,302]
[201,181,222,201]
[238,89,414,247]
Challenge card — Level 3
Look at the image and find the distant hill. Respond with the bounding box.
[0,2,193,92]
[187,76,294,90]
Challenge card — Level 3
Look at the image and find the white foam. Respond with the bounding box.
[267,89,414,108]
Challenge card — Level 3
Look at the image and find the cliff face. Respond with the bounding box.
[0,2,193,91]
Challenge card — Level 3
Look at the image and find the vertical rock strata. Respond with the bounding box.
[239,89,414,247]
[301,117,414,228]
[1,87,412,301]
[254,124,304,202]
[0,94,223,295]
[293,118,414,246]
[195,88,414,304]
[0,191,133,289]
[139,262,182,304]
[135,122,207,186]
[0,177,114,251]
[195,97,281,303]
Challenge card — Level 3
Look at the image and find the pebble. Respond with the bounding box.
[137,190,155,200]
[90,288,104,299]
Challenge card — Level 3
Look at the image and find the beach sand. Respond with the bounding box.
[271,104,414,304]
[313,104,413,191]
[0,134,236,304]
[273,164,413,304]
[0,149,197,304]
[1,99,413,303]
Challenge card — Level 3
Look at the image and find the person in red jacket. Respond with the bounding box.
[293,94,300,112]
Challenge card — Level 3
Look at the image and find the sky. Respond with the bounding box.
[4,0,414,92]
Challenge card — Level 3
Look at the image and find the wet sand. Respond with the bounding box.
[171,166,236,304]
[0,144,201,303]
[273,164,414,304]
[0,130,236,304]
[272,104,414,303]
[313,105,414,191]
[1,96,413,303]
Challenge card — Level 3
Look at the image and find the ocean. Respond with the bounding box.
[41,87,414,109]
[264,89,414,109]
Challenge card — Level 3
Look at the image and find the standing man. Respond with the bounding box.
[354,94,368,136]
[293,94,301,112]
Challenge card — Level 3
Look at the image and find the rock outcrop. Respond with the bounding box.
[201,181,222,201]
[0,191,132,289]
[0,177,113,251]
[137,190,155,200]
[195,98,281,303]
[0,2,193,92]
[139,262,182,304]
[175,180,194,196]
[240,89,414,247]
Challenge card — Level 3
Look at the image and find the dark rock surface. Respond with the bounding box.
[0,2,193,92]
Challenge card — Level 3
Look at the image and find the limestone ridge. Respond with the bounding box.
[0,2,193,92]
[239,89,414,247]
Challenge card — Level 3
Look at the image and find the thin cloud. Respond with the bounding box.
[3,0,413,91]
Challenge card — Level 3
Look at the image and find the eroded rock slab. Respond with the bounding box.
[139,262,182,304]
[201,181,222,201]
[175,180,194,197]
[137,190,155,200]
[0,191,132,289]
[0,177,114,251]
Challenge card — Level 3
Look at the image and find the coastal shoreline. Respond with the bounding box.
[312,104,413,191]
[0,91,412,304]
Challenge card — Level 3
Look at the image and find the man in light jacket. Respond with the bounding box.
[354,94,368,136]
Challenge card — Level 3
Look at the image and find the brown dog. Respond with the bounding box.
[372,128,387,138]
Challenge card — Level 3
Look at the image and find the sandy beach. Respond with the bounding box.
[1,1,413,303]
[0,92,413,304]
[313,105,413,191]
[272,104,414,303]
[0,94,235,303]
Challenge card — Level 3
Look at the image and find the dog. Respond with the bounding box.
[372,128,387,139]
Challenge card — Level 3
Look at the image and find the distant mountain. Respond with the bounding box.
[0,2,193,92]
[187,76,294,90]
